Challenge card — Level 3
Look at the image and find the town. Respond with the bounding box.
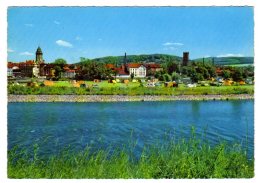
[7,7,255,179]
[7,47,254,94]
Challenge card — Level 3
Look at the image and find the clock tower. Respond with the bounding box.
[35,46,44,64]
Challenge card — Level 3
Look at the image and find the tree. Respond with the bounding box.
[181,66,192,76]
[206,65,216,77]
[163,74,172,82]
[232,68,243,81]
[171,72,180,82]
[166,61,180,74]
[54,58,67,65]
[223,70,231,79]
[53,65,62,78]
[191,73,204,83]
[155,71,165,80]
[190,68,204,83]
[79,60,113,80]
[52,58,67,79]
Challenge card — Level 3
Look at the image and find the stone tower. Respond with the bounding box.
[35,46,43,64]
[182,52,189,66]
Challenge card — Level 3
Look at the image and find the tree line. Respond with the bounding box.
[52,58,254,82]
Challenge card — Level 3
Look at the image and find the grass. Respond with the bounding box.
[8,82,254,96]
[45,81,141,88]
[8,129,254,179]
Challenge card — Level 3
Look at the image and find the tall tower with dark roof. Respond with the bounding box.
[182,52,189,66]
[35,46,43,64]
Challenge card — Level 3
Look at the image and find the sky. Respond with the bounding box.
[7,7,254,63]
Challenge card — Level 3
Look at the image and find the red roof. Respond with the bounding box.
[25,60,35,65]
[216,68,223,74]
[126,63,142,68]
[106,64,115,69]
[145,63,161,68]
[8,60,36,68]
[115,68,129,75]
[7,62,18,68]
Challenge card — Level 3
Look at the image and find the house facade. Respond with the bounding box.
[106,62,163,79]
[7,68,13,77]
[144,63,163,75]
[7,60,35,77]
[127,64,146,78]
[62,66,76,78]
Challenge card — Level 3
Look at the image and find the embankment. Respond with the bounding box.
[8,94,254,102]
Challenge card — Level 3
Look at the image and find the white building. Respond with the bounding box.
[7,68,13,77]
[127,64,146,78]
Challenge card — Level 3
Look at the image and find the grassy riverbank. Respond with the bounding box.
[8,84,254,96]
[8,135,254,178]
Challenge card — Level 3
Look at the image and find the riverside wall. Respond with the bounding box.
[8,94,254,102]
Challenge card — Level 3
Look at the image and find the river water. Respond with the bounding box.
[8,100,254,158]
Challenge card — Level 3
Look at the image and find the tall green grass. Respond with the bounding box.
[7,84,254,96]
[8,130,254,178]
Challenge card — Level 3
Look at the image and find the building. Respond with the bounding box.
[7,60,35,77]
[35,47,44,64]
[144,63,163,75]
[127,63,146,78]
[39,63,55,78]
[7,47,48,78]
[32,47,45,77]
[7,68,13,77]
[114,65,129,79]
[106,62,163,79]
[62,66,76,78]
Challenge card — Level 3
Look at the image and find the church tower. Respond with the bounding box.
[35,46,43,64]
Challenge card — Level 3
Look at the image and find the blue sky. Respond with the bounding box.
[7,7,254,63]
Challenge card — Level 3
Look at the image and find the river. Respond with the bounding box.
[8,100,254,158]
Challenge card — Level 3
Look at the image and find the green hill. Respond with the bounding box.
[78,54,253,67]
[194,57,254,66]
[89,54,182,65]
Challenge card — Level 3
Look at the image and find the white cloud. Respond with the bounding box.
[163,42,184,46]
[217,53,244,57]
[8,48,14,53]
[172,42,184,46]
[56,40,73,48]
[75,36,82,41]
[19,51,33,56]
[24,24,34,27]
[54,21,60,25]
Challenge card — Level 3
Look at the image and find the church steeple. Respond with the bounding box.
[35,46,43,64]
[124,52,127,64]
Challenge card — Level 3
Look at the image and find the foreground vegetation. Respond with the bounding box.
[8,133,254,178]
[8,83,254,96]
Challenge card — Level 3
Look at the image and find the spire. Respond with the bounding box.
[36,46,42,54]
[124,52,127,64]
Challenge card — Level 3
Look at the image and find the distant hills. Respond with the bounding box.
[90,54,182,65]
[81,54,254,66]
[193,57,254,66]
